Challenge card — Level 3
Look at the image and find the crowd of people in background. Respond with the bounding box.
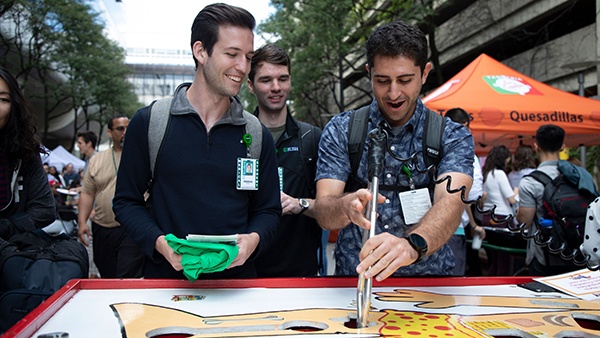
[2,2,596,288]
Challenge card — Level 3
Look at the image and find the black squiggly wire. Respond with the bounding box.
[512,218,592,268]
[377,127,594,268]
[379,127,508,225]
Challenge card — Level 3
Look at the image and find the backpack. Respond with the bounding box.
[148,97,263,180]
[528,169,598,260]
[0,230,88,332]
[345,105,446,192]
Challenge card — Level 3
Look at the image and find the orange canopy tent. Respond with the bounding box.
[422,54,600,155]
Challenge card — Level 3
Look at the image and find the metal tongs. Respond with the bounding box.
[356,126,387,328]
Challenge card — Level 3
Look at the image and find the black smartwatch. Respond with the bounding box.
[404,233,428,263]
[298,198,309,214]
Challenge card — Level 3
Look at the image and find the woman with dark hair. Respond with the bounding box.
[48,165,66,187]
[0,67,56,239]
[508,145,537,190]
[482,145,517,217]
[481,145,517,275]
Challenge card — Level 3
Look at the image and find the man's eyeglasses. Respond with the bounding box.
[111,126,126,132]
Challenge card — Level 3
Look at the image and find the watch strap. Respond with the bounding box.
[404,234,427,264]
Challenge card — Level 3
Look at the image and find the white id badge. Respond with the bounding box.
[399,188,432,225]
[237,158,259,190]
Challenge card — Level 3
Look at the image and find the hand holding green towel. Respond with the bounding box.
[165,234,238,281]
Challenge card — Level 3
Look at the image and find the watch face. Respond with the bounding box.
[407,233,428,264]
[409,234,427,249]
[299,199,309,208]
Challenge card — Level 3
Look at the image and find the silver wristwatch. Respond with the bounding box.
[298,198,309,214]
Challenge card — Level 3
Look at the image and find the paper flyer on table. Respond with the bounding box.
[535,268,600,301]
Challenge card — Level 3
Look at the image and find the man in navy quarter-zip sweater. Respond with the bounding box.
[113,3,281,279]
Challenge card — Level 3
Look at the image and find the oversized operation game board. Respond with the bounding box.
[6,277,600,337]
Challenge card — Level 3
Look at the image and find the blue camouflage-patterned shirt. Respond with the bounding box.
[316,99,474,276]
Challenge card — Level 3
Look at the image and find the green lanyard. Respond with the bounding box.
[402,164,415,190]
[111,147,118,174]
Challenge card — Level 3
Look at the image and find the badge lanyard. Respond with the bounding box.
[237,133,259,190]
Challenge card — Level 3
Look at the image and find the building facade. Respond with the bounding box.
[338,0,599,114]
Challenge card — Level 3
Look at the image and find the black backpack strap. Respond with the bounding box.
[526,169,553,261]
[423,110,445,168]
[297,122,319,197]
[298,121,324,272]
[527,170,552,186]
[346,106,370,191]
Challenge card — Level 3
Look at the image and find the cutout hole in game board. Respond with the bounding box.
[343,318,375,329]
[147,327,196,338]
[282,320,327,332]
[484,328,534,337]
[573,312,600,330]
[344,318,358,329]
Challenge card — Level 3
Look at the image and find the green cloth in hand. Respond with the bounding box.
[165,234,238,281]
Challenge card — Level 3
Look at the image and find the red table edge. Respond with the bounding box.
[5,276,534,338]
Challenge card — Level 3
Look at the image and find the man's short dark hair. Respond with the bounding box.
[108,113,127,130]
[366,20,428,73]
[444,108,471,126]
[249,43,290,83]
[536,124,565,152]
[190,3,255,69]
[76,130,98,148]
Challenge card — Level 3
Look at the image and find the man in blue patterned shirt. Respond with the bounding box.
[314,21,474,280]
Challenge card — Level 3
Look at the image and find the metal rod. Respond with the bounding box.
[356,127,386,328]
[357,178,379,328]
